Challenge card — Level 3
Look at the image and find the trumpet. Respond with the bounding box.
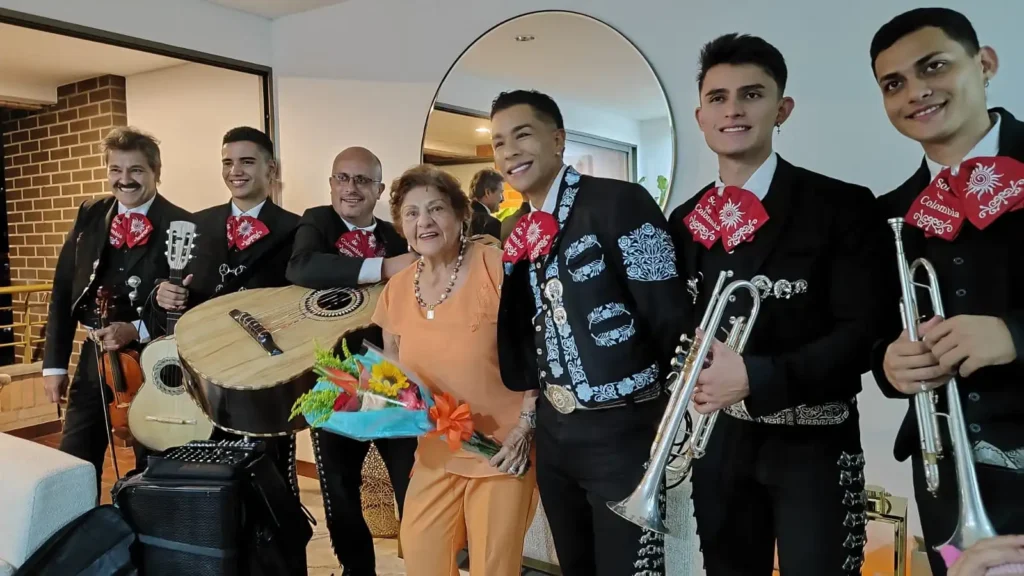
[607,270,761,534]
[887,218,997,558]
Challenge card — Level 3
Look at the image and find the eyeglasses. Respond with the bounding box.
[331,173,381,188]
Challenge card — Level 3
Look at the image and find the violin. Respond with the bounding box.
[94,286,144,441]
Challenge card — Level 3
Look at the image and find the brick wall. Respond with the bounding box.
[2,75,128,369]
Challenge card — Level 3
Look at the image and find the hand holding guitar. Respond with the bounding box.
[156,273,193,311]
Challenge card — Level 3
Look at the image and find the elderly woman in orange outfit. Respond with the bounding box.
[371,164,539,576]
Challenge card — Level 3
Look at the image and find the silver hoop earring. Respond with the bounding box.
[985,79,990,88]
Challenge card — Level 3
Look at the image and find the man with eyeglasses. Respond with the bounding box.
[286,146,417,576]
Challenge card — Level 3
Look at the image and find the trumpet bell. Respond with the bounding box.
[607,480,669,534]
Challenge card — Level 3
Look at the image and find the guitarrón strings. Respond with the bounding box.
[259,288,353,333]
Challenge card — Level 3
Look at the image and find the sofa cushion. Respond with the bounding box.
[0,432,97,568]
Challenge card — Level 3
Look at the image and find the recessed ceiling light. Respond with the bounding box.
[475,127,490,133]
[515,35,535,42]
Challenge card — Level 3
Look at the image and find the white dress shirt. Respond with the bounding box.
[43,194,158,377]
[926,112,1002,181]
[529,164,569,215]
[714,151,778,201]
[230,198,266,218]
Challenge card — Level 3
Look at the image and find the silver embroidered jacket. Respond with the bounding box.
[497,167,687,408]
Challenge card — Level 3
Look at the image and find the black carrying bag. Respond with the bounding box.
[12,504,137,576]
[112,439,312,576]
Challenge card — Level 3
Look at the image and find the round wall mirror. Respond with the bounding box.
[421,10,676,238]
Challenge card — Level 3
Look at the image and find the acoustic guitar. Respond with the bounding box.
[174,283,382,437]
[128,221,214,451]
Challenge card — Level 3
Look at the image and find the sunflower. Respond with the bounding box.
[367,361,409,397]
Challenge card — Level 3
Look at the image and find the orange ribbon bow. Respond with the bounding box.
[426,392,474,452]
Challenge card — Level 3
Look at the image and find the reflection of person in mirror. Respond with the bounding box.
[284,146,418,575]
[492,89,686,576]
[665,34,889,576]
[468,167,503,239]
[869,8,1024,576]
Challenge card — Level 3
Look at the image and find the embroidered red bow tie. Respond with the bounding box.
[502,211,559,265]
[905,156,1024,241]
[109,212,153,249]
[226,215,269,250]
[684,185,769,251]
[335,229,384,258]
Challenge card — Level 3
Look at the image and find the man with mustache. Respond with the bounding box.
[666,34,888,575]
[155,126,301,493]
[43,127,191,492]
[286,146,417,576]
[869,8,1024,575]
[492,89,686,576]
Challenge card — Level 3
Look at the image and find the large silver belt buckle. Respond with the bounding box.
[544,384,577,414]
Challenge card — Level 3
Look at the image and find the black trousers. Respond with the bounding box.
[534,394,667,576]
[311,428,416,575]
[913,449,1024,576]
[692,415,867,576]
[59,345,151,498]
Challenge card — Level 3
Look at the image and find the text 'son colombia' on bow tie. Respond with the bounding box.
[226,215,269,250]
[683,185,769,251]
[109,212,154,248]
[335,229,384,258]
[905,155,1024,241]
[502,211,559,265]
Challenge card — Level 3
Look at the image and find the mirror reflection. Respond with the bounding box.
[422,10,675,240]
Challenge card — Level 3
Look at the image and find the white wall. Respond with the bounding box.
[638,116,673,202]
[126,62,265,212]
[0,0,272,66]
[273,0,1023,541]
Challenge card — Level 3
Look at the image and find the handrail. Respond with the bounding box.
[0,283,53,363]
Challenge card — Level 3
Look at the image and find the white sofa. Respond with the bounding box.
[0,432,97,575]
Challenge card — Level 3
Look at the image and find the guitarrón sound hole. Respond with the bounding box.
[316,290,353,311]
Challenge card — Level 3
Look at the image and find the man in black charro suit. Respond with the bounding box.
[43,127,190,492]
[154,127,301,495]
[286,146,417,576]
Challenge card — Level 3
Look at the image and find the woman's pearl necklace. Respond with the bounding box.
[414,237,466,320]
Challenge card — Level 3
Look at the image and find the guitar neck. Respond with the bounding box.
[167,268,183,334]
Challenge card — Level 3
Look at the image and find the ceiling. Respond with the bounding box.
[205,0,349,19]
[424,110,492,149]
[0,23,185,104]
[446,11,670,121]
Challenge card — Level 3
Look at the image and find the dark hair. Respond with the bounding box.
[222,126,275,159]
[101,127,162,178]
[697,33,788,95]
[389,164,471,236]
[469,168,503,200]
[490,90,564,130]
[870,8,980,73]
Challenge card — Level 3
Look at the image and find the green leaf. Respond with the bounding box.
[289,388,339,425]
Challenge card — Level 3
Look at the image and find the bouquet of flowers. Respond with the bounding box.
[289,340,502,459]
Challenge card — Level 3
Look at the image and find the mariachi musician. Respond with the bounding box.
[285,146,417,576]
[868,8,1024,575]
[154,126,300,491]
[44,126,190,491]
[492,89,686,576]
[666,34,888,575]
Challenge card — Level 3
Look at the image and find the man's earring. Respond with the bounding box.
[985,79,991,88]
[775,123,781,134]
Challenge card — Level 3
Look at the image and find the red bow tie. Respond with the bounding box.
[335,229,384,258]
[905,155,1024,240]
[684,185,769,251]
[502,211,559,265]
[109,212,153,249]
[226,215,269,250]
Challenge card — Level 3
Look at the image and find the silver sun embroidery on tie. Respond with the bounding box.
[719,198,745,229]
[965,162,1000,198]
